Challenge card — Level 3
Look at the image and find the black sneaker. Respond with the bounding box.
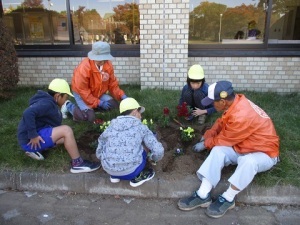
[70,160,101,174]
[205,195,235,218]
[178,192,211,211]
[129,168,155,187]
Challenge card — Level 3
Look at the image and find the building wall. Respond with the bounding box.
[18,57,141,86]
[139,0,190,90]
[18,56,300,93]
[17,0,300,93]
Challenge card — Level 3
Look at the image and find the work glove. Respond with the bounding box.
[193,141,206,152]
[99,101,111,110]
[121,94,128,100]
[200,136,205,142]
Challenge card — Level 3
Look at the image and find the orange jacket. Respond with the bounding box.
[72,58,125,108]
[204,94,279,158]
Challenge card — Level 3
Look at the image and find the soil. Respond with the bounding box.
[76,119,233,180]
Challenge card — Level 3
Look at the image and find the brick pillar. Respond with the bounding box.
[139,0,190,89]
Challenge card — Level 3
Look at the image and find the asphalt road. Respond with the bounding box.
[1,189,299,225]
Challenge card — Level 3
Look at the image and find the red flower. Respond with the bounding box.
[177,102,190,117]
[163,107,170,115]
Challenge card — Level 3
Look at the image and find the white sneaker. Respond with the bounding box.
[61,100,70,119]
[198,114,207,125]
[110,176,121,183]
[25,152,44,160]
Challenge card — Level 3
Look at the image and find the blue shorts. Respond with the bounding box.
[111,151,147,180]
[20,127,56,152]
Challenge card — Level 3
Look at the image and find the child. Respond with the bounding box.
[96,97,164,187]
[17,78,101,174]
[179,64,216,124]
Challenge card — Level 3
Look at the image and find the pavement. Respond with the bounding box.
[1,169,300,206]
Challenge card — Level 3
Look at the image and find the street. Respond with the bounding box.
[0,189,299,225]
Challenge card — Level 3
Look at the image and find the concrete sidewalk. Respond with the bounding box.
[1,169,299,205]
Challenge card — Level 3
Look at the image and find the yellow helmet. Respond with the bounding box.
[120,97,145,114]
[188,64,205,80]
[48,78,74,97]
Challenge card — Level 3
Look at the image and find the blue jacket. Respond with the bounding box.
[17,90,62,145]
[179,83,216,115]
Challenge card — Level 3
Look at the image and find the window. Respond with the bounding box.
[269,0,300,44]
[189,0,266,45]
[70,0,139,45]
[2,0,140,45]
[189,0,300,45]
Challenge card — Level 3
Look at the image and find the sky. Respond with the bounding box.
[3,0,260,17]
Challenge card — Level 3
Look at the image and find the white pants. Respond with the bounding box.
[196,146,278,191]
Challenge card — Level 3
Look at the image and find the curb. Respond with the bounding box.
[1,170,299,205]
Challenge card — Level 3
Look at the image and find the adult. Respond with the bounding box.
[61,41,127,122]
[178,80,279,218]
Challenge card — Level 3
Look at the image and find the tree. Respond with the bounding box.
[0,19,19,99]
[113,3,139,34]
[21,0,44,8]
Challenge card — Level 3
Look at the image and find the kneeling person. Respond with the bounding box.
[96,98,164,187]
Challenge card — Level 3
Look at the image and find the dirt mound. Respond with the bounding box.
[76,120,220,179]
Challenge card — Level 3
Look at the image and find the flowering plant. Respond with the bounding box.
[177,102,192,118]
[180,126,195,142]
[99,121,110,133]
[142,118,156,132]
[161,107,170,127]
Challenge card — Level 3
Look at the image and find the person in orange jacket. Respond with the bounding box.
[178,80,279,218]
[61,41,127,122]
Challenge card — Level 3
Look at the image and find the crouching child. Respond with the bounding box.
[96,98,164,187]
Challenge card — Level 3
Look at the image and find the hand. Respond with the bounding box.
[99,101,111,110]
[121,94,128,100]
[193,141,206,152]
[200,136,205,142]
[192,108,206,117]
[27,136,45,150]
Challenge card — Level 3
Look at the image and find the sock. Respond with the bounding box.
[222,186,240,202]
[196,177,213,199]
[72,157,84,167]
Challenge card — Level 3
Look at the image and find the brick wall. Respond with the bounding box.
[139,0,190,90]
[18,57,140,86]
[18,56,300,93]
[189,57,300,93]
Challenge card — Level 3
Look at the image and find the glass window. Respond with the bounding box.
[70,0,139,45]
[189,0,266,44]
[2,0,140,46]
[269,0,300,44]
[3,0,69,45]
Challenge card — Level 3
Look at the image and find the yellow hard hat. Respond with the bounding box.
[188,64,205,80]
[120,97,145,114]
[48,78,74,97]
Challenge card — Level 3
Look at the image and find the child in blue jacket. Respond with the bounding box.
[17,78,101,173]
[179,64,216,124]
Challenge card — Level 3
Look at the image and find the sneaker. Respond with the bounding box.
[129,168,155,187]
[61,100,70,119]
[25,152,44,160]
[178,191,212,211]
[70,160,101,174]
[205,195,235,218]
[198,114,206,125]
[110,176,121,183]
